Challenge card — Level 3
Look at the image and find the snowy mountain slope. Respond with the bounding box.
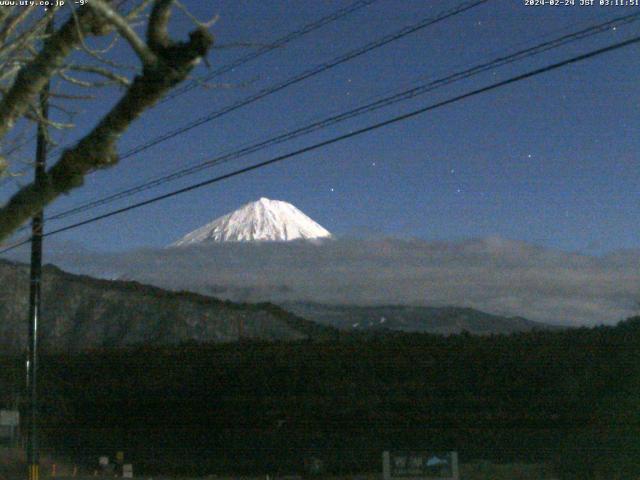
[172,197,331,245]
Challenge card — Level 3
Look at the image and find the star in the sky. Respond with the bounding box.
[345,78,353,97]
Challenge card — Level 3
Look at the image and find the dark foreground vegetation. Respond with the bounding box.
[1,318,639,479]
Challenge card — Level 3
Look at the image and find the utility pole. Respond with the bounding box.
[26,17,53,480]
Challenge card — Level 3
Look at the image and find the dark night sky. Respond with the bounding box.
[2,0,639,254]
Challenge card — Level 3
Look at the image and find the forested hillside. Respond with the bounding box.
[1,318,638,478]
[0,259,334,352]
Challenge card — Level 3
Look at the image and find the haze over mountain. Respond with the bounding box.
[0,259,334,353]
[20,236,638,327]
[172,197,331,246]
[3,200,638,328]
[0,257,551,354]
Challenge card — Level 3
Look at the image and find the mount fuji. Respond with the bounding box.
[172,197,332,246]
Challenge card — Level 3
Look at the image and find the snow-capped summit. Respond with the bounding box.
[171,197,331,246]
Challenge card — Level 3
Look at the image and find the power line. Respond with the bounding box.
[159,0,380,104]
[40,0,381,163]
[40,12,640,224]
[2,33,638,255]
[32,0,485,197]
[16,0,489,225]
[37,0,489,222]
[115,0,489,160]
[3,0,491,246]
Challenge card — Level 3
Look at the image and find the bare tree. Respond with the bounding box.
[0,0,214,242]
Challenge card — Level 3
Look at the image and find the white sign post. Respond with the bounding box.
[122,463,133,478]
[0,410,19,445]
[0,410,19,427]
[382,451,459,480]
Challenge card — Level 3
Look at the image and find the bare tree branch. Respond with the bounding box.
[0,1,214,241]
[126,0,154,21]
[25,107,74,130]
[49,91,97,101]
[0,6,108,140]
[65,64,131,87]
[175,1,219,29]
[147,0,173,52]
[0,6,38,48]
[0,7,14,27]
[88,0,157,65]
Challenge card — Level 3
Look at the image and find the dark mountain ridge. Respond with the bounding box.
[0,259,334,353]
[283,302,559,335]
[0,257,558,355]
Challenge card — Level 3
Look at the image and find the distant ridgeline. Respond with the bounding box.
[282,302,558,335]
[0,259,334,353]
[0,259,557,354]
[0,317,639,478]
